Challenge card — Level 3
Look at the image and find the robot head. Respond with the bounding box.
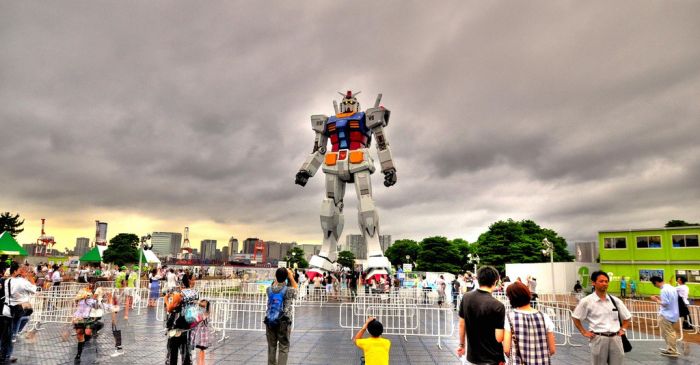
[338,90,361,114]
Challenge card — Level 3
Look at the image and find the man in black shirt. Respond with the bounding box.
[457,266,505,365]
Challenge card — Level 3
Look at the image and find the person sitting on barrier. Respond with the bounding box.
[572,271,631,365]
[265,268,297,365]
[72,279,105,361]
[502,281,556,364]
[457,266,505,365]
[573,280,583,293]
[353,316,390,365]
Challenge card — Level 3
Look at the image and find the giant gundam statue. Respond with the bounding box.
[295,91,397,281]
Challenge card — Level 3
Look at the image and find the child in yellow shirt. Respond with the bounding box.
[353,316,391,365]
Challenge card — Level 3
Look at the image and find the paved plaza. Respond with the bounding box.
[9,305,699,364]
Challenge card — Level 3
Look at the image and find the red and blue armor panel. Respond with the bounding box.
[325,112,371,152]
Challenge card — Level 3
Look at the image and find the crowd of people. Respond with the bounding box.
[0,256,695,365]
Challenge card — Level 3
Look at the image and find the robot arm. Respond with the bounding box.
[296,114,329,186]
[366,106,397,187]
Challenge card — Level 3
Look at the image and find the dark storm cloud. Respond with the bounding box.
[1,1,699,244]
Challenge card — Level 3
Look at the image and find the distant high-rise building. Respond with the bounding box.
[215,249,223,261]
[574,241,597,263]
[243,238,260,254]
[342,234,392,259]
[228,237,239,255]
[94,220,108,246]
[222,246,229,261]
[299,244,321,261]
[200,240,217,260]
[74,237,90,257]
[263,241,297,264]
[151,232,183,257]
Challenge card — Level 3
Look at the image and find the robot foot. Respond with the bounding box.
[364,255,392,282]
[306,255,335,281]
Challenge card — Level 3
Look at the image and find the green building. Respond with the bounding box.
[599,226,700,298]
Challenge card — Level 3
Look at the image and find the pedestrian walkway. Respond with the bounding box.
[10,306,699,364]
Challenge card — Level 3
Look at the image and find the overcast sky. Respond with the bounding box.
[1,1,699,251]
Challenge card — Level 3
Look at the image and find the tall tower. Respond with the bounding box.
[35,218,56,256]
[180,227,192,256]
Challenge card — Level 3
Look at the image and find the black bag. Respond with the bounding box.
[112,323,122,348]
[609,295,632,353]
[678,295,690,317]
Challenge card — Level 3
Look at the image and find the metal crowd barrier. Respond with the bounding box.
[339,301,454,349]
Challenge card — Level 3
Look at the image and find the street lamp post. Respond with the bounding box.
[542,238,555,293]
[467,253,480,275]
[138,234,152,290]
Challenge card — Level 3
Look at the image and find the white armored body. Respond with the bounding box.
[295,91,397,280]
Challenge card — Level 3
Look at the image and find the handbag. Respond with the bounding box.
[609,295,632,353]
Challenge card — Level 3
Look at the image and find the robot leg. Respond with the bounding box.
[308,174,345,280]
[354,171,391,280]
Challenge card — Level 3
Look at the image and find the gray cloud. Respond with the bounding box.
[1,1,699,247]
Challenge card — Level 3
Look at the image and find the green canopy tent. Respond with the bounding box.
[79,245,107,263]
[0,231,29,256]
[140,249,160,265]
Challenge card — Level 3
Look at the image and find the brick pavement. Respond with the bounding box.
[9,305,700,364]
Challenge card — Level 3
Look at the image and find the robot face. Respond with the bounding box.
[339,90,360,114]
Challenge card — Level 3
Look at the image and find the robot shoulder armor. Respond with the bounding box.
[365,107,391,128]
[310,115,329,133]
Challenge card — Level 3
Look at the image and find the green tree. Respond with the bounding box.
[285,247,309,268]
[665,219,699,227]
[475,219,574,273]
[102,233,139,266]
[384,239,420,267]
[416,236,461,274]
[336,250,356,269]
[0,212,24,237]
[452,238,476,272]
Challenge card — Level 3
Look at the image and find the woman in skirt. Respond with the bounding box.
[72,281,104,360]
[148,268,161,307]
[190,299,212,365]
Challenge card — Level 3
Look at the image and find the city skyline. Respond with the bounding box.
[2,2,699,253]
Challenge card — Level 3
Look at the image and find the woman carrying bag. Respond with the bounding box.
[502,282,556,365]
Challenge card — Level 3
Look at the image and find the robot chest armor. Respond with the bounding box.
[326,112,370,152]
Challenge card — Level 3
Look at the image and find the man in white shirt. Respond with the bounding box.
[676,276,693,330]
[51,265,62,288]
[572,271,631,365]
[166,268,177,291]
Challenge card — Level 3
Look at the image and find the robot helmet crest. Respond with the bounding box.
[338,90,361,114]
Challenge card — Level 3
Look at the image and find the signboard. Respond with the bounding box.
[403,264,413,273]
[278,261,287,268]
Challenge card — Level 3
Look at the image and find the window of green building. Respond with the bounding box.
[604,237,627,249]
[636,235,661,248]
[672,235,699,248]
[675,270,700,283]
[640,269,663,281]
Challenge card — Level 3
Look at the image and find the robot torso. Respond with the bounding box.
[325,112,371,152]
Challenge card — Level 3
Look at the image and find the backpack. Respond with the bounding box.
[264,286,288,328]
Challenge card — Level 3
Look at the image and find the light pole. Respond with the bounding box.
[467,253,480,275]
[541,238,555,293]
[138,234,152,290]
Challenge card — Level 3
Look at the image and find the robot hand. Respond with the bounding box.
[295,170,311,186]
[383,168,397,187]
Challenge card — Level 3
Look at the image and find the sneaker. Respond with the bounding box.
[660,350,680,358]
[110,350,124,357]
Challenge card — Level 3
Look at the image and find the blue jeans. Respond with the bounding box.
[12,316,29,337]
